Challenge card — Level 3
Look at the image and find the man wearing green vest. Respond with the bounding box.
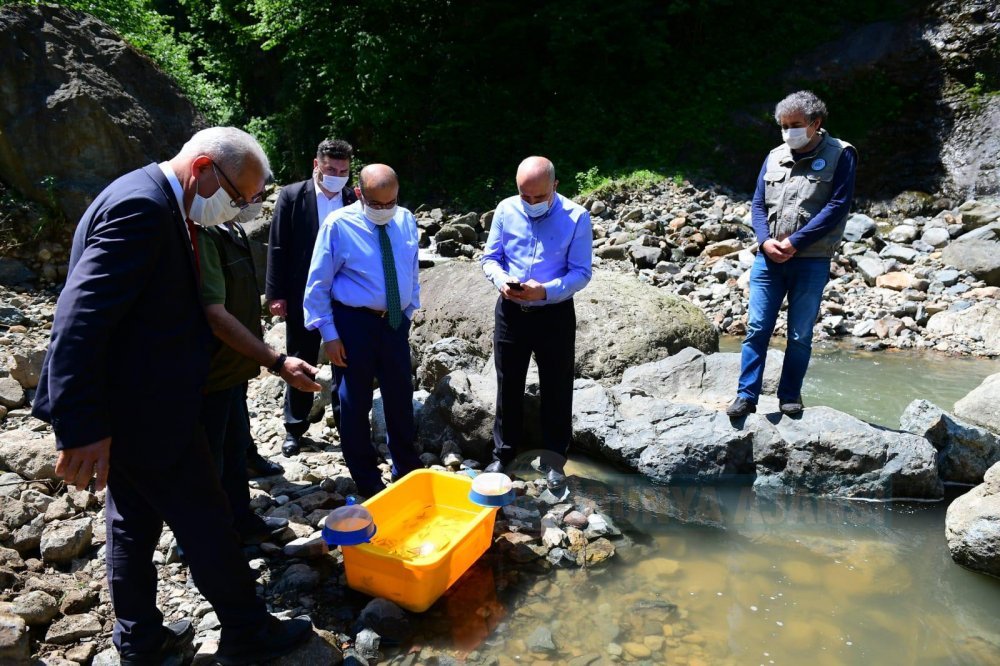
[198,215,321,543]
[727,91,858,418]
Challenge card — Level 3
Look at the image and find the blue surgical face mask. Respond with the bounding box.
[522,197,551,219]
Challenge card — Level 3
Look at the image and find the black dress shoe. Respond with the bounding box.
[779,397,804,415]
[120,619,194,665]
[281,433,301,457]
[546,468,568,499]
[483,460,505,474]
[726,396,757,418]
[214,616,313,665]
[237,515,289,545]
[246,449,284,477]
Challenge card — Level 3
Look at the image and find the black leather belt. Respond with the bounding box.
[332,300,387,318]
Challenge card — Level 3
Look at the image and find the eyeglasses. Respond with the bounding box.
[212,162,268,210]
[361,194,397,210]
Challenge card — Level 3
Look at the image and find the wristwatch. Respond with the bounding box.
[268,353,287,376]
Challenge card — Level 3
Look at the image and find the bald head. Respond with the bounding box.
[516,156,557,205]
[359,164,398,196]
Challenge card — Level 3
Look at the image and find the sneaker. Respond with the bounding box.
[779,397,804,416]
[120,619,195,665]
[281,433,302,457]
[214,616,313,665]
[246,450,284,477]
[726,397,757,418]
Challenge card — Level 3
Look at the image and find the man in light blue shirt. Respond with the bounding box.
[481,156,593,493]
[303,164,422,496]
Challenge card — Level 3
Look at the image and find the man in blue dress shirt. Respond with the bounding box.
[481,156,593,493]
[302,163,423,497]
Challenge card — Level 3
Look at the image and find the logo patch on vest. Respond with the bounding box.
[811,158,826,171]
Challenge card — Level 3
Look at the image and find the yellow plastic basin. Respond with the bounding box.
[343,469,498,612]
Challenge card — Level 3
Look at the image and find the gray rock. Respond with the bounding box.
[0,377,25,409]
[594,244,628,260]
[415,337,486,391]
[283,534,328,559]
[10,350,45,390]
[0,498,34,531]
[0,259,36,287]
[954,372,1000,435]
[267,629,343,666]
[887,225,918,243]
[946,462,1000,578]
[0,613,29,662]
[941,224,1000,286]
[0,306,27,326]
[628,244,663,269]
[0,431,58,480]
[0,590,58,625]
[879,243,918,264]
[921,227,951,248]
[40,517,92,564]
[526,626,556,652]
[273,563,320,593]
[45,612,102,644]
[900,400,1000,484]
[843,214,876,242]
[934,268,961,286]
[958,201,1000,230]
[0,3,205,225]
[855,256,887,286]
[59,587,98,615]
[411,262,717,382]
[926,303,1000,355]
[354,628,380,662]
[357,598,410,642]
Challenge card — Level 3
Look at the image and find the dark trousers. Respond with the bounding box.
[492,297,576,466]
[284,306,339,436]
[105,430,266,655]
[332,303,422,496]
[200,382,254,531]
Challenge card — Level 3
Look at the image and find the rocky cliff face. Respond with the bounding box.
[0,4,205,225]
[769,0,1000,201]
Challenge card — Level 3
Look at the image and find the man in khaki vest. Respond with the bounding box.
[727,91,858,418]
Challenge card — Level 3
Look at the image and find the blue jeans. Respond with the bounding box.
[737,253,830,403]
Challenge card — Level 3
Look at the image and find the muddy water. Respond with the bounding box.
[409,345,1000,664]
[718,337,1000,427]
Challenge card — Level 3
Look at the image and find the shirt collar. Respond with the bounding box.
[158,162,186,219]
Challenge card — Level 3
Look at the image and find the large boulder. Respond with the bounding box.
[415,337,487,391]
[946,462,1000,578]
[0,4,205,224]
[900,399,1000,484]
[940,224,1000,286]
[925,302,1000,355]
[954,372,1000,435]
[412,262,718,381]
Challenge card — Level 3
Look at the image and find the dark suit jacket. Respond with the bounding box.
[265,178,356,314]
[32,164,211,468]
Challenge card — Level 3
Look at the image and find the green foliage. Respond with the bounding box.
[5,0,923,207]
[573,168,673,200]
[0,178,61,253]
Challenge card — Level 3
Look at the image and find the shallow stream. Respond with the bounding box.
[411,343,1000,664]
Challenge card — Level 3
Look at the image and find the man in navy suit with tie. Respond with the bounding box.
[32,127,311,665]
[266,139,357,457]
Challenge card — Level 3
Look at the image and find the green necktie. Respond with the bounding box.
[377,225,403,329]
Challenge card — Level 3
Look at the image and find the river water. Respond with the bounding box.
[407,343,1000,664]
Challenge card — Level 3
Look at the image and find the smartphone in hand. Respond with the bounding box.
[506,281,524,291]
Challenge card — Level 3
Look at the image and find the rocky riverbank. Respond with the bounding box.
[411,183,1000,358]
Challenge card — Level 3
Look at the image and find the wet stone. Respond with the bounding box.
[526,626,556,652]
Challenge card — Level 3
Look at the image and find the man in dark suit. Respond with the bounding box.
[266,139,357,456]
[32,127,311,665]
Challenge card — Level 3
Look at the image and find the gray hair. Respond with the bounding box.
[774,91,828,124]
[180,127,271,179]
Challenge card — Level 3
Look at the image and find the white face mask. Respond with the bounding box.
[782,126,811,150]
[321,174,349,193]
[189,168,240,227]
[364,204,397,226]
